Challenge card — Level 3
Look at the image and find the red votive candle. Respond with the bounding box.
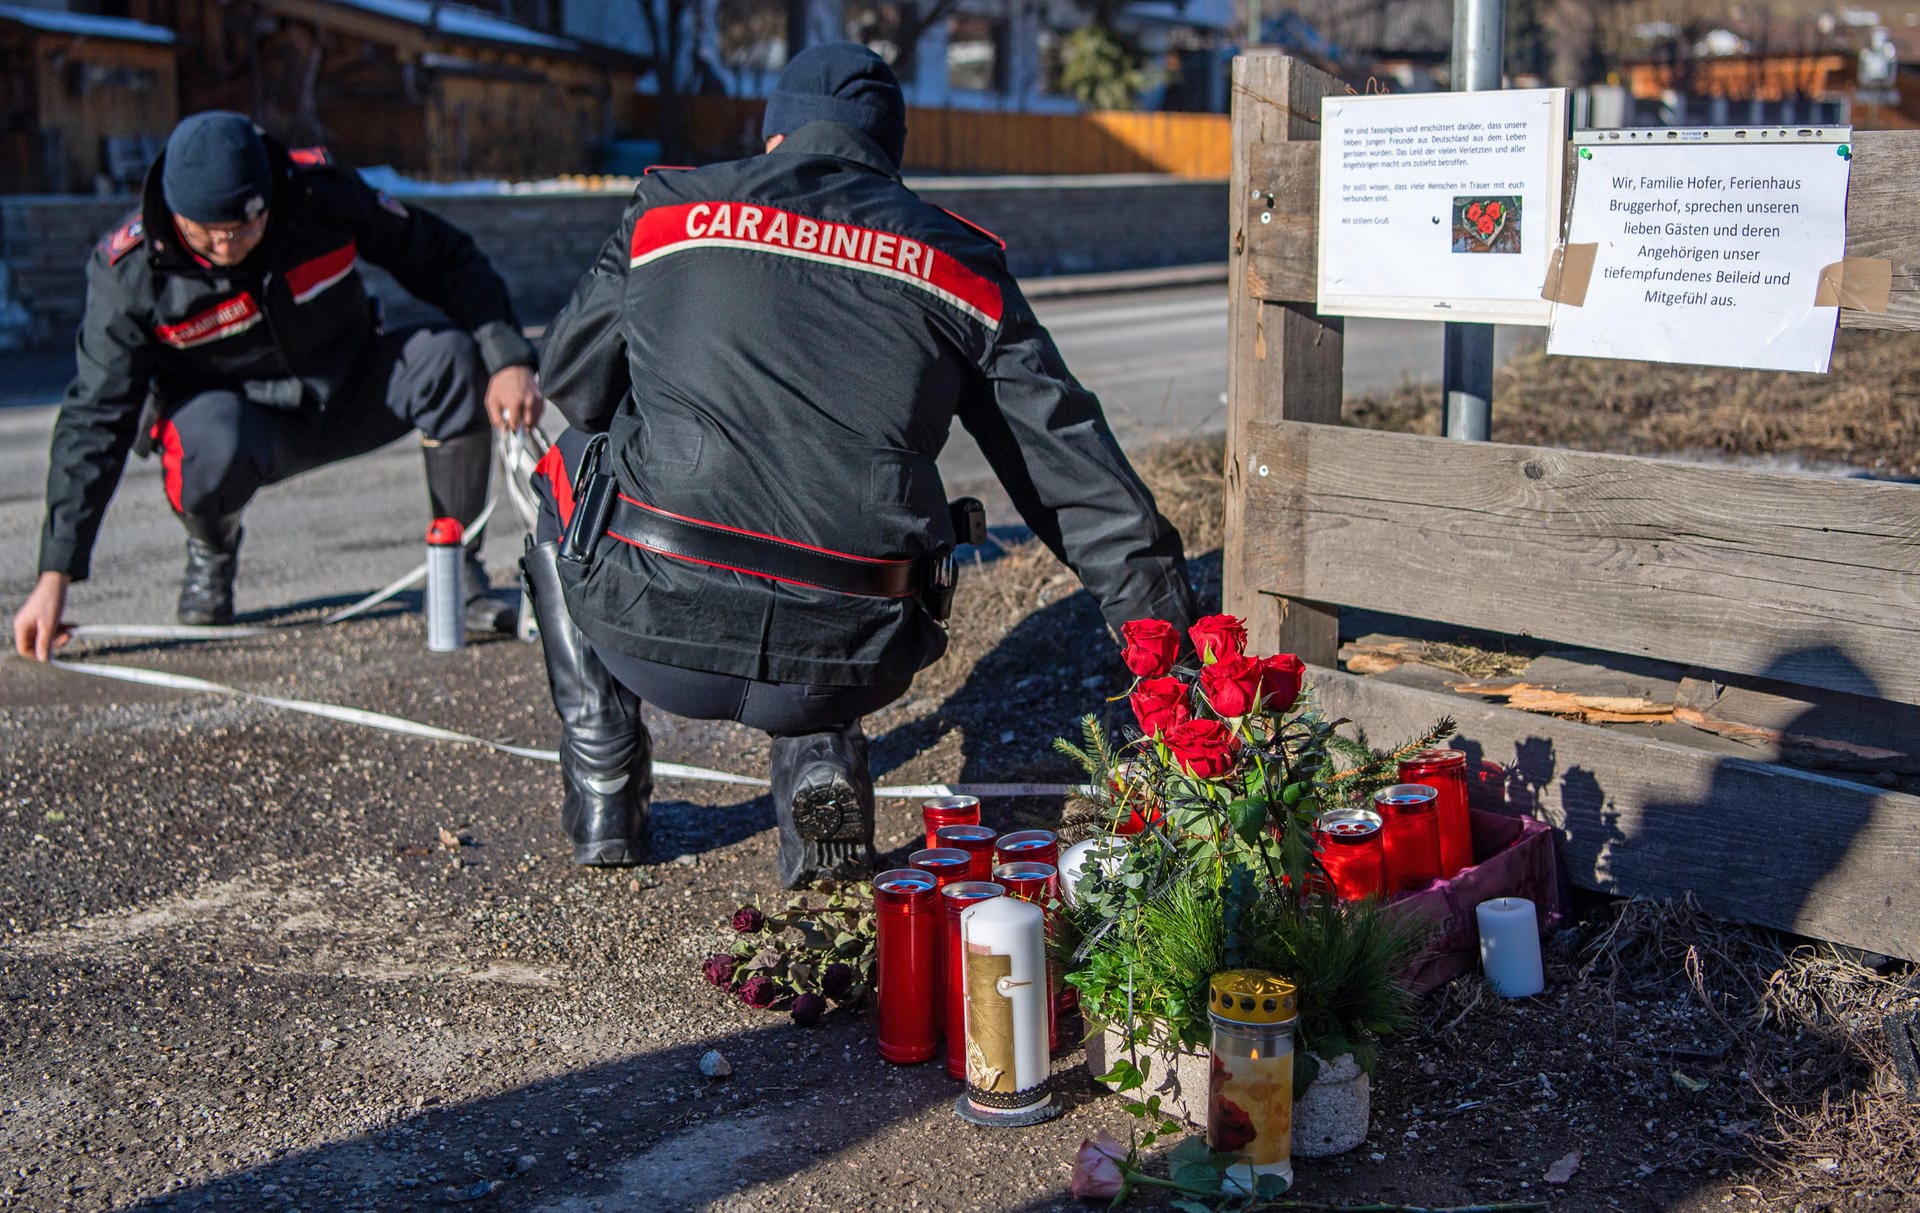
[1375,783,1442,894]
[1312,808,1385,902]
[910,847,971,1035]
[995,860,1061,1052]
[936,824,999,882]
[995,828,1059,870]
[873,868,939,1064]
[1398,748,1473,878]
[1108,761,1164,835]
[941,880,1005,1080]
[922,795,981,851]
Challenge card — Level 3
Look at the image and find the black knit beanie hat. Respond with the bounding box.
[762,43,908,169]
[162,112,273,225]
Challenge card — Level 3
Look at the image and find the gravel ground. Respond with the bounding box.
[2,482,1911,1211]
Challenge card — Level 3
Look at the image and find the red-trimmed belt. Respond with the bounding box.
[604,493,924,598]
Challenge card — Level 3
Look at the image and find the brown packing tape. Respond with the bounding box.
[1541,243,1598,307]
[1814,257,1893,312]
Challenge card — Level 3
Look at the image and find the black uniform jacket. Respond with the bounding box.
[37,138,537,580]
[541,121,1196,688]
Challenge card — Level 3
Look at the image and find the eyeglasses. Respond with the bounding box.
[180,213,269,245]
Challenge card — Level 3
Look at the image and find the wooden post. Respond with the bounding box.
[1225,53,1345,664]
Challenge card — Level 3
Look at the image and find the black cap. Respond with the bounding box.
[761,43,907,170]
[162,112,273,225]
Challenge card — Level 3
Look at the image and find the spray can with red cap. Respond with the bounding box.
[426,517,466,652]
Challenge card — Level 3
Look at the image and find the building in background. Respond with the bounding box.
[0,5,177,192]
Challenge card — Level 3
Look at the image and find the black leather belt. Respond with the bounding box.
[604,494,923,598]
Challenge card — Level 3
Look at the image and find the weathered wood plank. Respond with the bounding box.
[1310,665,1920,960]
[1243,142,1319,305]
[1227,54,1345,664]
[1241,421,1920,703]
[1241,129,1920,331]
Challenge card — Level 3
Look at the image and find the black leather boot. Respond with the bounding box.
[424,431,518,633]
[522,539,651,866]
[176,512,243,626]
[769,722,877,888]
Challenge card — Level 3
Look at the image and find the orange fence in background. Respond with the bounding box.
[631,95,1231,178]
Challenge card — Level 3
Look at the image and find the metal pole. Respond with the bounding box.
[1442,0,1506,442]
[1248,0,1262,49]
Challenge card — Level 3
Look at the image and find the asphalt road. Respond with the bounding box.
[0,283,1537,632]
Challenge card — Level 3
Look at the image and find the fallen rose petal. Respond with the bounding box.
[1070,1131,1129,1201]
[1545,1150,1581,1184]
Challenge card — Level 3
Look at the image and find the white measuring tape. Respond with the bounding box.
[48,655,1081,800]
[69,427,540,642]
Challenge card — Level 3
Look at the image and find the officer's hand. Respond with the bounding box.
[485,365,544,432]
[13,572,72,662]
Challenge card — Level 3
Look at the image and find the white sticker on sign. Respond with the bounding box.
[1546,140,1853,373]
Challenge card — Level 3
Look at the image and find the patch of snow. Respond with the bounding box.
[330,0,576,51]
[0,5,175,44]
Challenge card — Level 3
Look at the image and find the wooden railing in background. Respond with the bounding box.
[627,95,1231,178]
[1227,54,1920,961]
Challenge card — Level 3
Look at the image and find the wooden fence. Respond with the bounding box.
[634,95,1231,178]
[1225,54,1920,960]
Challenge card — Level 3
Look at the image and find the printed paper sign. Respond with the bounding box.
[1546,137,1853,373]
[1317,88,1567,325]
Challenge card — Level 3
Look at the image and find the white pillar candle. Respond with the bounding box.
[960,896,1050,1114]
[1475,896,1545,998]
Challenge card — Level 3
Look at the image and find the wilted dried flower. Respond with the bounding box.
[735,976,782,1009]
[701,954,738,988]
[821,962,855,1000]
[731,906,766,934]
[790,992,827,1027]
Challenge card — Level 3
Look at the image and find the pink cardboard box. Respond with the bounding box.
[1387,804,1565,996]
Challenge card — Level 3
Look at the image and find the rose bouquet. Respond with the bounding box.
[1055,614,1445,1080]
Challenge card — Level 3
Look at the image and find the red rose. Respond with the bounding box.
[1119,618,1179,678]
[1130,676,1191,737]
[1189,614,1248,665]
[1466,202,1483,220]
[1477,217,1495,236]
[730,907,765,933]
[1256,653,1305,714]
[1161,718,1240,779]
[702,954,739,988]
[1200,652,1263,718]
[1486,201,1502,219]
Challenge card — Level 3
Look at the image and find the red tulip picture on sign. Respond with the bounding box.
[1452,195,1522,254]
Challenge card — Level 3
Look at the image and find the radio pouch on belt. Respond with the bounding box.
[561,433,617,567]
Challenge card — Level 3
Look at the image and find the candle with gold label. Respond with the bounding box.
[956,896,1054,1124]
[1207,970,1299,1196]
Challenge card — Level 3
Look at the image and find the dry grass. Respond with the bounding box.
[1347,329,1920,479]
[1572,896,1920,1208]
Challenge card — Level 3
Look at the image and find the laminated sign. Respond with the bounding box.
[1545,130,1862,373]
[1317,88,1567,325]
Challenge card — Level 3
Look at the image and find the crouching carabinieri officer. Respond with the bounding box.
[12,111,542,660]
[525,44,1198,885]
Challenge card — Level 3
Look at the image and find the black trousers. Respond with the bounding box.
[532,426,910,736]
[152,326,488,518]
